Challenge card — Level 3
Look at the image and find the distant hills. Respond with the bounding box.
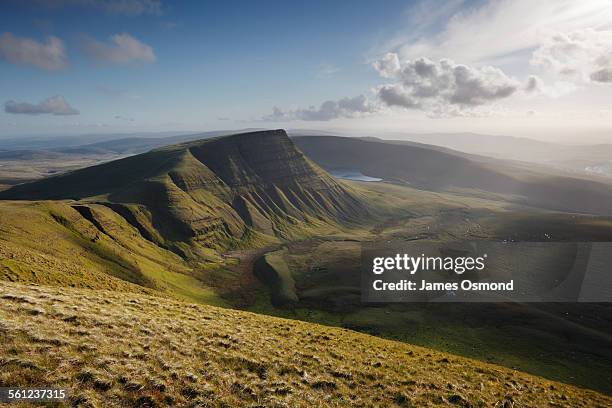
[0,131,210,151]
[3,130,612,184]
[368,132,612,176]
[0,129,335,157]
[294,135,612,216]
[56,132,226,155]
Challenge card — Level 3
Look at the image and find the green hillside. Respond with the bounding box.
[0,200,228,305]
[2,131,367,253]
[3,130,612,400]
[0,130,369,304]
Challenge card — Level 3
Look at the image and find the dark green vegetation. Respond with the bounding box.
[2,130,612,402]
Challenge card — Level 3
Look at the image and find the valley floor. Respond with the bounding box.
[243,182,612,396]
[1,282,611,407]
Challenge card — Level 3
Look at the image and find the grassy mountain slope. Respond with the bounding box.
[2,131,367,253]
[0,200,228,305]
[2,281,610,407]
[294,135,612,216]
[0,130,368,302]
[0,131,261,186]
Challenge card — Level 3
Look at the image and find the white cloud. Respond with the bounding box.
[266,52,536,121]
[0,32,67,70]
[391,0,612,65]
[374,55,520,116]
[35,0,163,16]
[531,29,612,84]
[5,96,79,115]
[372,53,400,78]
[83,33,155,64]
[264,95,376,122]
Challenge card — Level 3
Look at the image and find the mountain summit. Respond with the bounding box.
[1,130,366,256]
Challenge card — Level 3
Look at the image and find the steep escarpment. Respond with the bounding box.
[164,130,366,236]
[0,130,367,257]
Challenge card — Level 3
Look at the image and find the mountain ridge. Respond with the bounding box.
[0,130,367,257]
[294,135,612,216]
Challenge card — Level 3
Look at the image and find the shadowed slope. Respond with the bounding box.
[295,136,612,216]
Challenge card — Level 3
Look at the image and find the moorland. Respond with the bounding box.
[1,129,612,404]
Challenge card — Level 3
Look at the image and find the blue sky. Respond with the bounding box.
[2,0,612,142]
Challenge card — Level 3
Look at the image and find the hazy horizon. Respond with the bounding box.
[1,127,610,146]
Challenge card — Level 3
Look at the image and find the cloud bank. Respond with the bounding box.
[83,33,155,64]
[532,29,612,84]
[265,54,532,121]
[0,32,67,70]
[264,95,376,122]
[391,0,612,65]
[374,54,520,116]
[5,96,79,115]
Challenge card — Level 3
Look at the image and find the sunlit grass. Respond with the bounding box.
[1,282,609,407]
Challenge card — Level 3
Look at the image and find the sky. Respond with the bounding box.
[1,0,612,142]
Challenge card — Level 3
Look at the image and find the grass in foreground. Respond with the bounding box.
[1,282,610,407]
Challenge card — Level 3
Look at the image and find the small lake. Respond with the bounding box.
[330,169,382,182]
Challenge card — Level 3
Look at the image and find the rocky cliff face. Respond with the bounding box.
[1,130,367,256]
